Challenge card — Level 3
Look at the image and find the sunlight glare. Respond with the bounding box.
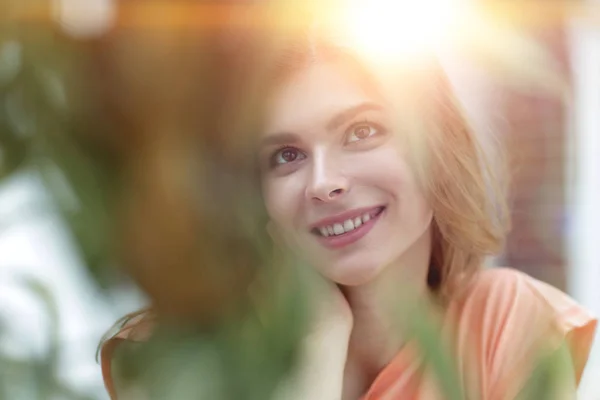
[341,0,463,61]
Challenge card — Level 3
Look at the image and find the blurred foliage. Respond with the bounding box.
[1,0,118,288]
[0,0,577,399]
[0,277,94,399]
[0,0,314,398]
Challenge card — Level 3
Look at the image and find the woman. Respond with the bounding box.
[101,19,596,400]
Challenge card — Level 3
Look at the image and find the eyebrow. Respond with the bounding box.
[259,101,384,150]
[259,132,300,149]
[325,101,384,131]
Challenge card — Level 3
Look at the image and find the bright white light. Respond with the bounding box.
[340,0,463,61]
[53,0,115,39]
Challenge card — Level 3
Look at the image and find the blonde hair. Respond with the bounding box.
[417,68,510,301]
[262,31,510,302]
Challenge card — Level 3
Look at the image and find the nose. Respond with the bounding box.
[305,152,349,203]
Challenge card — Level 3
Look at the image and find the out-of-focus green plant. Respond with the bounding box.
[0,277,95,399]
[1,1,314,398]
[1,0,118,288]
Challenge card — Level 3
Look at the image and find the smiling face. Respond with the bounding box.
[259,61,433,286]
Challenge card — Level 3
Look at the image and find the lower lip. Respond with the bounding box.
[316,208,384,250]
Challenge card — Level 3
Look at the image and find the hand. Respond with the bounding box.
[307,278,353,341]
[274,278,353,400]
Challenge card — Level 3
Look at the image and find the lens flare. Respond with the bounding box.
[340,0,466,61]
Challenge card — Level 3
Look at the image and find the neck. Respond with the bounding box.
[341,226,433,385]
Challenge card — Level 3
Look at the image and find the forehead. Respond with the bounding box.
[263,62,382,136]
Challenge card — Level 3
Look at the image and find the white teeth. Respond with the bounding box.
[333,223,345,235]
[317,210,381,237]
[343,219,354,232]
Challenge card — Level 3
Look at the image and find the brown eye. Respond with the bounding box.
[281,149,297,162]
[272,147,306,166]
[355,126,371,139]
[347,123,378,143]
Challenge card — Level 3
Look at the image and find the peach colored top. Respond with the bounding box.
[101,268,597,400]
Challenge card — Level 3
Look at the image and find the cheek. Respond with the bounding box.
[346,146,410,192]
[262,177,304,229]
[393,174,433,235]
[351,147,432,224]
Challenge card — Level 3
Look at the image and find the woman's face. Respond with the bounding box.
[259,61,433,286]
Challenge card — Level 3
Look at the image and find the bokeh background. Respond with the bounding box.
[1,0,599,399]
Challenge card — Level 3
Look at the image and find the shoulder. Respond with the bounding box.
[457,267,595,333]
[106,309,155,342]
[461,266,546,296]
[100,309,155,399]
[446,267,596,396]
[453,267,596,355]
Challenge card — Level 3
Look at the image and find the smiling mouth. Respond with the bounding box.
[311,206,386,237]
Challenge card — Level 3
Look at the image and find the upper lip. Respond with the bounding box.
[309,206,384,229]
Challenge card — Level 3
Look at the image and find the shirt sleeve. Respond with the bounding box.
[458,268,597,400]
[525,275,597,384]
[100,310,155,400]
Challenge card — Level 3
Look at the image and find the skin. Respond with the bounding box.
[259,61,435,398]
